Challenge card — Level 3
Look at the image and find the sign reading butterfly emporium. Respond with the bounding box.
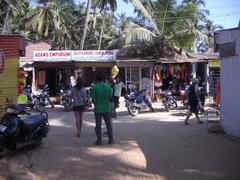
[33,50,116,62]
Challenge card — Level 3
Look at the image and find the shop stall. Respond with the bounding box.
[32,50,116,95]
[0,35,26,118]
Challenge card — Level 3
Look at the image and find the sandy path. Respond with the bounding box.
[0,102,240,180]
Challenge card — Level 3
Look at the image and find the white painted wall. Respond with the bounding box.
[220,28,240,137]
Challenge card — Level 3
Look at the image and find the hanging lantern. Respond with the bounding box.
[111,65,119,78]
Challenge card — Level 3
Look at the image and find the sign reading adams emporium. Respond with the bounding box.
[33,50,116,62]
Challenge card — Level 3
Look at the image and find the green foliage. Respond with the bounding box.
[0,0,223,54]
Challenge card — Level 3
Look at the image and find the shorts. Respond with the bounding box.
[73,105,85,112]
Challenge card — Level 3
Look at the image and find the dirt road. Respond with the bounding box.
[0,102,240,180]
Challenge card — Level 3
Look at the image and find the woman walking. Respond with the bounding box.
[71,77,86,137]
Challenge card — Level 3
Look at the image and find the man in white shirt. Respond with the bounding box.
[113,78,126,108]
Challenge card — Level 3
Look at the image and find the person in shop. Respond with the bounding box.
[214,79,221,109]
[90,74,114,145]
[70,75,76,87]
[184,78,204,125]
[161,74,172,91]
[71,77,87,137]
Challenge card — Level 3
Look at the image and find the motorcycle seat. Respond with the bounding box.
[23,115,45,130]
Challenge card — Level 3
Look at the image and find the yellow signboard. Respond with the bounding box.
[209,61,220,68]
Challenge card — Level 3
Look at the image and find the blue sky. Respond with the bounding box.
[115,0,240,29]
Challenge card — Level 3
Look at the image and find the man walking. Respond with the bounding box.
[90,74,114,145]
[184,78,204,125]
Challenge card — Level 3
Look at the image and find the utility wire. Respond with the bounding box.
[4,11,240,37]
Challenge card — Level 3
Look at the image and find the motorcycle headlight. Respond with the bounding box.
[6,107,15,114]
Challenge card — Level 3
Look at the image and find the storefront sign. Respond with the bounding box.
[0,49,5,74]
[33,50,116,62]
[33,51,72,61]
[72,50,116,61]
[209,60,220,68]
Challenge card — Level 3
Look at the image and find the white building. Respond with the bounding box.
[215,28,240,137]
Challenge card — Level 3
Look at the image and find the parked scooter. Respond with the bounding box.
[60,89,72,111]
[0,105,50,154]
[160,90,178,112]
[179,82,205,111]
[85,86,92,109]
[180,83,190,109]
[33,85,55,111]
[125,89,154,116]
[198,85,205,112]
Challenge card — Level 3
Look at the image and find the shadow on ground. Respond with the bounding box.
[1,105,240,180]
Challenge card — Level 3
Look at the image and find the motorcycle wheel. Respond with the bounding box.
[36,104,44,111]
[163,102,170,112]
[170,99,178,109]
[50,102,55,108]
[149,105,154,112]
[64,103,71,112]
[127,103,139,116]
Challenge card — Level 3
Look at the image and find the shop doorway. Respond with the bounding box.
[46,69,56,96]
[82,67,111,86]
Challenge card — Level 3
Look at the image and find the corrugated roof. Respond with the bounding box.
[187,50,219,61]
[0,35,24,59]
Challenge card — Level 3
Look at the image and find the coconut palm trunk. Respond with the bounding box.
[80,0,91,50]
[98,10,106,50]
[2,6,11,34]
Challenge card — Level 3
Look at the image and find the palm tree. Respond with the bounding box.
[80,0,92,50]
[21,1,65,39]
[93,0,117,50]
[154,0,176,34]
[197,19,223,51]
[182,0,206,6]
[80,0,157,50]
[1,0,25,34]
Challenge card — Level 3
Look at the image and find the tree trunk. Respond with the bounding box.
[80,0,91,50]
[161,2,169,33]
[98,11,106,50]
[2,6,11,35]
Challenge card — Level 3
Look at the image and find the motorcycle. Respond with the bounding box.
[125,89,154,116]
[33,85,55,111]
[60,87,92,111]
[180,83,190,109]
[85,87,93,109]
[160,90,178,112]
[60,89,72,111]
[199,85,205,112]
[0,105,50,154]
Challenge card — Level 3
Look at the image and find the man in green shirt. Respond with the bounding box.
[90,74,114,145]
